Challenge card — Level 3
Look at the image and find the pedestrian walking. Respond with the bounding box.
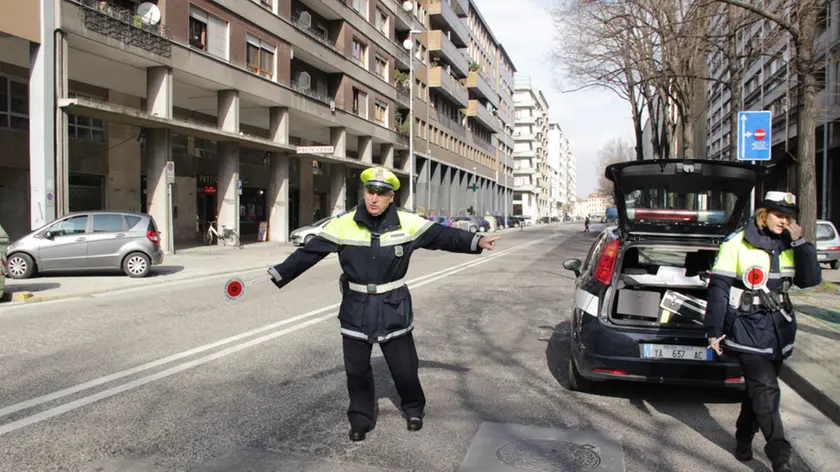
[705,191,821,472]
[267,166,502,442]
[584,216,590,232]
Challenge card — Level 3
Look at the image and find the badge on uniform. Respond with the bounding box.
[395,245,404,257]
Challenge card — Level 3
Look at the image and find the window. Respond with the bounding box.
[125,216,141,229]
[0,76,28,130]
[374,100,387,125]
[50,215,89,236]
[352,88,367,118]
[375,8,388,35]
[374,55,388,81]
[351,38,367,68]
[250,0,272,9]
[93,214,125,233]
[247,34,275,80]
[352,0,368,18]
[190,7,229,60]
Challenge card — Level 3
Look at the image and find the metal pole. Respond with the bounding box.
[822,49,830,220]
[168,182,175,254]
[504,160,508,228]
[408,39,415,212]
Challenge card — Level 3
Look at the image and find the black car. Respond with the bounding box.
[562,159,765,392]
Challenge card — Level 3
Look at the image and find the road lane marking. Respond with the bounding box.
[0,234,561,435]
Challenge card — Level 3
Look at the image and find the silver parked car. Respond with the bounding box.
[816,219,840,270]
[290,217,333,246]
[5,211,165,279]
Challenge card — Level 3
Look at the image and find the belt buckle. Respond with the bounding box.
[366,284,377,294]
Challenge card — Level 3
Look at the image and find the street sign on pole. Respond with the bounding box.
[237,179,243,196]
[165,161,175,184]
[737,111,772,161]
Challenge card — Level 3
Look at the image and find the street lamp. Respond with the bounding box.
[473,166,478,215]
[401,3,421,212]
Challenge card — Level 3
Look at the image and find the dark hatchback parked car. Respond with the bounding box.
[561,159,762,392]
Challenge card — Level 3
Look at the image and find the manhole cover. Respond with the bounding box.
[496,439,601,471]
[459,422,624,472]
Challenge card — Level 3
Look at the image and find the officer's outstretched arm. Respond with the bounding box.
[413,218,483,254]
[268,223,342,289]
[705,240,737,339]
[790,238,822,289]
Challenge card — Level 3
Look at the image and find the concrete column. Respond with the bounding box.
[218,90,240,133]
[415,158,428,214]
[299,159,314,226]
[329,164,347,215]
[29,2,57,229]
[441,166,451,217]
[217,143,240,236]
[144,66,174,251]
[145,128,172,248]
[382,144,395,168]
[431,162,442,215]
[331,127,347,158]
[268,106,290,243]
[268,153,289,243]
[358,136,373,164]
[270,107,290,144]
[107,92,142,211]
[55,30,69,218]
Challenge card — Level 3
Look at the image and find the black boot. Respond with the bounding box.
[349,428,368,442]
[734,441,753,462]
[771,458,792,472]
[407,417,423,432]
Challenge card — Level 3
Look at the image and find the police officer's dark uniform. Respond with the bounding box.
[705,191,821,471]
[267,167,488,441]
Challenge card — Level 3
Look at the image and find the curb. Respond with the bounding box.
[780,363,840,427]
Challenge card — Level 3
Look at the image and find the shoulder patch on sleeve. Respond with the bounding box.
[724,227,745,242]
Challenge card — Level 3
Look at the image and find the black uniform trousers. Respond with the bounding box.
[735,353,791,463]
[342,332,426,430]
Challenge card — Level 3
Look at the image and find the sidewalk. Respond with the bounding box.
[783,270,840,426]
[1,224,543,306]
[1,241,302,305]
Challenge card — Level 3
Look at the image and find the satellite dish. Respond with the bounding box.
[137,3,161,25]
[402,1,414,12]
[403,38,412,50]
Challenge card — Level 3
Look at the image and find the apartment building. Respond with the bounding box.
[704,1,840,223]
[547,122,578,217]
[513,75,549,220]
[0,0,515,248]
[411,0,514,218]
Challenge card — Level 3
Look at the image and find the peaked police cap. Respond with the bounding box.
[361,167,400,191]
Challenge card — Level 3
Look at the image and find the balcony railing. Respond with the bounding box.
[290,78,336,107]
[396,86,411,107]
[393,0,413,26]
[292,12,342,53]
[75,0,171,57]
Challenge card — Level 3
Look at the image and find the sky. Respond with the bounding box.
[475,0,634,198]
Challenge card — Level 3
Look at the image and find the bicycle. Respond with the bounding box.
[204,220,241,247]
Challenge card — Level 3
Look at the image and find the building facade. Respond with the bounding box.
[512,75,549,220]
[704,2,840,226]
[547,122,578,218]
[0,0,516,249]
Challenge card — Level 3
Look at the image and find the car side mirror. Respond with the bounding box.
[563,258,582,277]
[44,231,54,240]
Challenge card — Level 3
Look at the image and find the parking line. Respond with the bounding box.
[0,235,558,426]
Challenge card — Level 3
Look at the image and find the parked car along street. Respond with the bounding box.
[562,159,759,392]
[816,219,840,270]
[5,211,164,279]
[289,217,333,246]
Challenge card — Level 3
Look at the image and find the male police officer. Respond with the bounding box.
[268,166,501,442]
[705,191,821,471]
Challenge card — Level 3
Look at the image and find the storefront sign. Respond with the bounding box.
[198,175,219,185]
[296,146,335,154]
[204,185,217,194]
[258,221,268,242]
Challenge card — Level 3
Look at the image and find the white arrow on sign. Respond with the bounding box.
[740,114,748,160]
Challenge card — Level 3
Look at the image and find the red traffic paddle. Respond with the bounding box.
[223,275,272,301]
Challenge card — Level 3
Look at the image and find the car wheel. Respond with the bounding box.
[831,261,839,270]
[469,226,477,233]
[567,356,594,392]
[304,234,315,245]
[6,253,36,279]
[123,252,151,278]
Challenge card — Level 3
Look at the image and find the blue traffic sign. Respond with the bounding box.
[737,111,772,161]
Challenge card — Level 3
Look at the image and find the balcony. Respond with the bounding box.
[451,0,469,17]
[75,0,171,57]
[392,42,411,69]
[423,30,469,78]
[291,12,342,54]
[514,166,538,175]
[390,0,414,29]
[466,71,499,108]
[426,0,469,47]
[463,100,498,133]
[429,66,469,108]
[395,86,411,109]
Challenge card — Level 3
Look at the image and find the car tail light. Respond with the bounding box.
[725,376,744,383]
[593,368,627,376]
[826,246,840,251]
[146,229,161,247]
[594,240,620,285]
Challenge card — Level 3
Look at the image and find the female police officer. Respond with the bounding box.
[267,166,501,442]
[705,191,821,472]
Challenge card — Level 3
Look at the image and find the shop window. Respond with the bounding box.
[247,34,275,80]
[190,7,229,60]
[0,75,28,130]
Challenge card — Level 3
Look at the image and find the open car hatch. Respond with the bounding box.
[605,160,766,238]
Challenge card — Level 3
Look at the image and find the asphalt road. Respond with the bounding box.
[1,224,838,472]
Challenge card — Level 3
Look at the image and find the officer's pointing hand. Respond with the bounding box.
[479,236,502,250]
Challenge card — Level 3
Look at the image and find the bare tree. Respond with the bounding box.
[596,138,636,202]
[709,0,824,242]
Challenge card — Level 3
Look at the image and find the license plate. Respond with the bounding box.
[818,253,828,260]
[641,344,713,361]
